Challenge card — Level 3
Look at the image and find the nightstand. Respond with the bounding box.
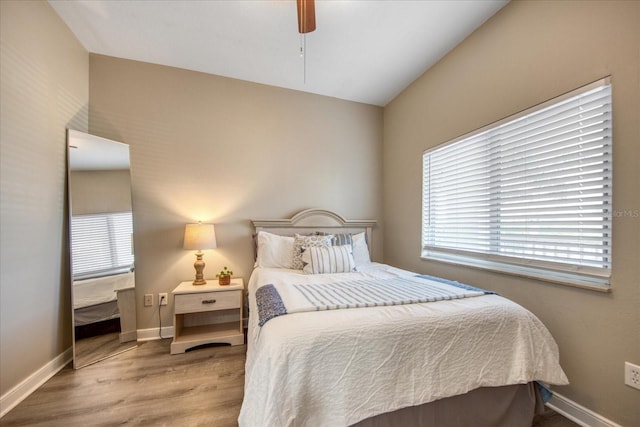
[170,278,244,354]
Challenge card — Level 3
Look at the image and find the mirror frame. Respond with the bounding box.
[67,129,137,368]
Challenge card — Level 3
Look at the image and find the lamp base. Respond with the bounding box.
[192,251,207,286]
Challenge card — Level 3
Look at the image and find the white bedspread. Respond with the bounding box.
[239,263,568,427]
[73,272,135,309]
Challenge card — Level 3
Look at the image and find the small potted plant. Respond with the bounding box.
[216,266,233,286]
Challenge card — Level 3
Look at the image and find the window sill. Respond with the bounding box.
[420,252,611,293]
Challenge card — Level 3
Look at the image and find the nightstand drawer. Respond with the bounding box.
[175,290,240,314]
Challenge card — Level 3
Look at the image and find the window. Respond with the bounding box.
[422,78,612,289]
[71,211,134,279]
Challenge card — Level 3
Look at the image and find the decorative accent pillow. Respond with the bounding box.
[302,245,355,274]
[352,232,371,267]
[292,234,333,270]
[255,231,295,268]
[331,233,352,247]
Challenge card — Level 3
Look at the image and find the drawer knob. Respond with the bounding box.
[202,299,217,304]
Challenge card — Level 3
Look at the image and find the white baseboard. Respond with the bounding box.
[548,392,622,427]
[0,347,72,418]
[136,326,173,342]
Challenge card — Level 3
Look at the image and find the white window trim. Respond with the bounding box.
[421,77,612,292]
[421,249,611,291]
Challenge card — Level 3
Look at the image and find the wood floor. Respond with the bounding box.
[2,339,578,426]
[2,340,245,427]
[73,331,137,369]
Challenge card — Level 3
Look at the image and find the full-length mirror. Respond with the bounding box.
[67,130,136,368]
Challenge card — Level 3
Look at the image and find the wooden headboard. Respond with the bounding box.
[251,209,376,256]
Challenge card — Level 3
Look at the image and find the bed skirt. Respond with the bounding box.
[352,383,544,427]
[74,300,119,326]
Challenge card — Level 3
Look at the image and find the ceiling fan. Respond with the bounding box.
[297,0,316,33]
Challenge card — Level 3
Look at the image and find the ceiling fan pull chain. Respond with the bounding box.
[299,34,307,84]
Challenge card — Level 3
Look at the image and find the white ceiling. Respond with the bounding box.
[49,0,508,107]
[68,130,130,171]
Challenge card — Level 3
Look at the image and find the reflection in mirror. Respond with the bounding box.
[67,130,137,368]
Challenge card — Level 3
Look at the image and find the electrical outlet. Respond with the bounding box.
[159,293,168,306]
[625,362,640,390]
[144,294,153,307]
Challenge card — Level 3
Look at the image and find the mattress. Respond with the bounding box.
[239,263,568,427]
[73,271,135,309]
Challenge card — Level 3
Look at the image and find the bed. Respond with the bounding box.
[239,209,568,427]
[73,271,136,342]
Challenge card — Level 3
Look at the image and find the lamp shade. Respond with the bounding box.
[183,223,217,251]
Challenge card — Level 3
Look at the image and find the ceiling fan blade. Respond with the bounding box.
[297,0,316,33]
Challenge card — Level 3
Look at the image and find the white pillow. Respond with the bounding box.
[352,232,371,267]
[302,245,355,274]
[255,231,295,268]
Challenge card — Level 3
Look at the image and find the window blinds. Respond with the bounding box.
[422,79,612,287]
[71,211,134,279]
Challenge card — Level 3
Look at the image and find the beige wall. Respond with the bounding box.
[0,0,88,398]
[383,1,639,425]
[88,54,383,331]
[70,170,132,215]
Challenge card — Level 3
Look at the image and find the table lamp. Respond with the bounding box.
[183,222,217,285]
